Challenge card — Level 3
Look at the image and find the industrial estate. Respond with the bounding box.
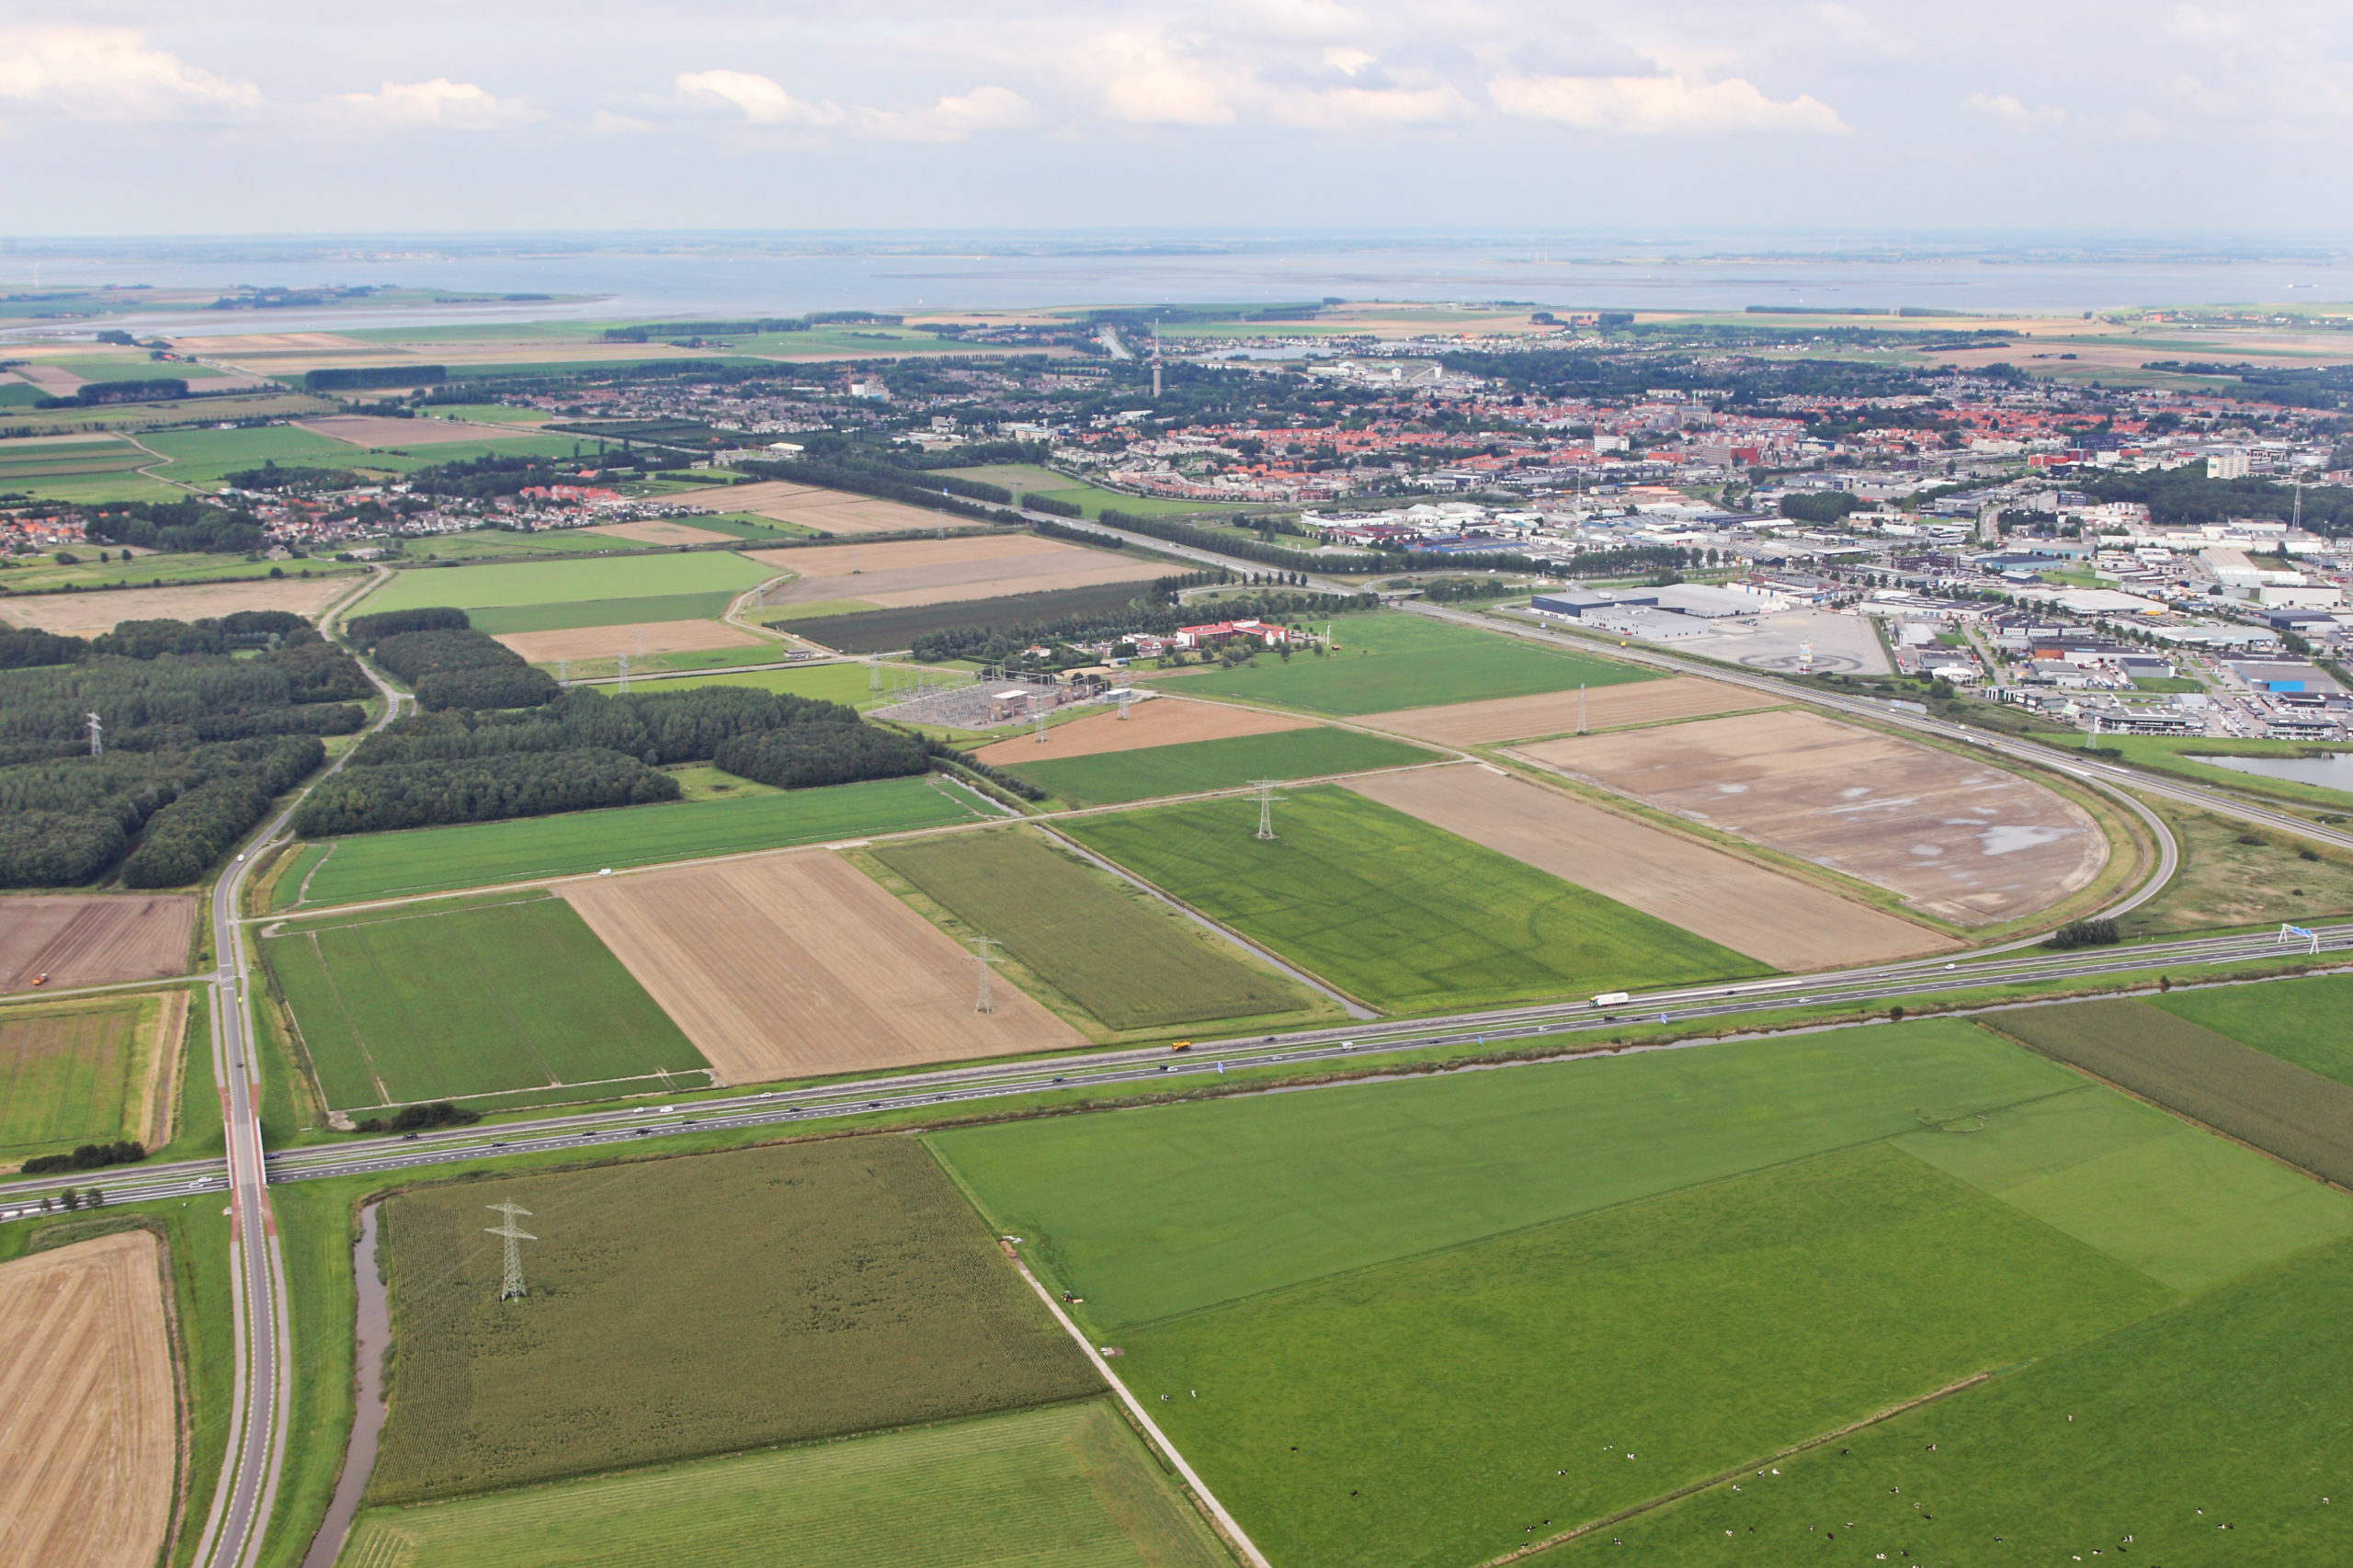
[6,282,2353,1568]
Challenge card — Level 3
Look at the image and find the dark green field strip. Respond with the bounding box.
[1555,1233,2353,1565]
[262,895,706,1108]
[1006,727,1438,808]
[772,579,1160,655]
[466,591,743,634]
[667,513,819,541]
[1120,1143,2168,1568]
[1991,997,2353,1187]
[872,828,1304,1030]
[369,1137,1096,1504]
[928,1019,2078,1328]
[298,775,982,904]
[2150,972,2353,1089]
[1060,787,1764,1014]
[0,452,152,478]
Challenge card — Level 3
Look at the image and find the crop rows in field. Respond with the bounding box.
[2150,971,2353,1089]
[1004,726,1437,809]
[0,997,150,1161]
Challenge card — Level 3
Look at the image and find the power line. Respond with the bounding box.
[483,1201,535,1301]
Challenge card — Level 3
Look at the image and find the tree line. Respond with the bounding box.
[358,619,558,711]
[76,499,267,556]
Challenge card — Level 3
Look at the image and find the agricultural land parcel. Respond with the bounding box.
[932,1020,2353,1568]
[354,552,776,634]
[665,479,985,536]
[290,774,986,905]
[741,533,1163,613]
[492,618,769,664]
[261,893,709,1111]
[1518,709,2109,926]
[561,851,1086,1081]
[1061,787,1764,1012]
[0,894,194,993]
[0,992,182,1165]
[2118,804,2353,936]
[870,827,1321,1032]
[1005,727,1440,810]
[972,697,1310,764]
[368,1137,1097,1502]
[2150,972,2353,1087]
[340,1401,1229,1568]
[767,579,1174,655]
[0,573,362,638]
[1154,611,1655,716]
[0,1232,177,1568]
[1359,675,1776,745]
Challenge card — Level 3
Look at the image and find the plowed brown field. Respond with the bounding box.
[1363,676,1774,746]
[494,618,767,663]
[973,697,1311,764]
[744,533,1159,611]
[1517,710,2109,925]
[1346,766,1954,969]
[560,852,1083,1081]
[666,480,974,536]
[0,577,354,639]
[0,1232,176,1568]
[0,896,194,993]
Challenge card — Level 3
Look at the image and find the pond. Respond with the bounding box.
[2190,752,2353,791]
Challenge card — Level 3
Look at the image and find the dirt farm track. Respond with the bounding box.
[0,1232,178,1568]
[0,895,195,994]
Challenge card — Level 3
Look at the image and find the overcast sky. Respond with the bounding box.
[5,0,2347,237]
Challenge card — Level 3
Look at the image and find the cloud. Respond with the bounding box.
[860,85,1038,141]
[1489,73,1845,135]
[1962,92,2068,130]
[0,26,256,118]
[335,78,539,129]
[675,68,845,126]
[1811,4,1913,55]
[1267,82,1470,130]
[1078,30,1235,124]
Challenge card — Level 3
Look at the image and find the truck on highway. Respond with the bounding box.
[1591,991,1631,1007]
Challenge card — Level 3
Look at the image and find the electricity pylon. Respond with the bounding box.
[1250,780,1286,841]
[86,712,102,757]
[971,936,1003,1014]
[484,1201,535,1301]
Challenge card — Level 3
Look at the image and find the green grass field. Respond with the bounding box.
[135,426,370,487]
[293,774,985,904]
[399,529,637,562]
[592,660,898,708]
[1060,787,1762,1012]
[2152,972,2353,1088]
[339,1401,1227,1568]
[1152,611,1654,715]
[464,591,744,634]
[0,996,155,1163]
[356,552,773,619]
[0,551,362,594]
[1004,726,1438,808]
[870,828,1316,1031]
[261,894,708,1109]
[369,1137,1095,1503]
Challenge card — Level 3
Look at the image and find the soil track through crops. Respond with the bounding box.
[0,1232,177,1568]
[1345,767,1955,970]
[0,895,194,993]
[493,618,767,663]
[666,480,983,536]
[743,533,1160,612]
[0,576,354,639]
[974,697,1312,764]
[1516,710,2108,925]
[1364,676,1775,746]
[560,851,1084,1080]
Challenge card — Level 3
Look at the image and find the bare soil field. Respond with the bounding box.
[744,534,1161,613]
[0,896,195,993]
[670,480,978,537]
[1363,676,1774,747]
[0,575,353,639]
[11,364,85,395]
[494,618,768,663]
[297,415,541,448]
[0,1232,177,1568]
[1517,710,2109,925]
[170,332,369,354]
[561,852,1083,1081]
[973,696,1311,764]
[582,517,741,546]
[1346,766,1953,969]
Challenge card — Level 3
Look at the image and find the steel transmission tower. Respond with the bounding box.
[1249,780,1286,841]
[970,936,1003,1014]
[484,1201,535,1301]
[86,712,102,757]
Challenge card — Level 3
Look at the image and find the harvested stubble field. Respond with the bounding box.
[1344,766,1952,970]
[493,618,767,664]
[369,1137,1097,1504]
[1518,709,2109,925]
[356,551,773,619]
[1360,675,1775,746]
[579,517,741,546]
[298,415,545,447]
[665,480,973,536]
[0,894,193,992]
[341,1400,1227,1568]
[0,993,181,1163]
[1005,727,1438,810]
[2151,972,2353,1088]
[1061,787,1763,1013]
[263,894,709,1110]
[0,574,354,638]
[1991,996,2353,1187]
[0,1232,176,1568]
[294,774,981,904]
[972,696,1309,764]
[562,851,1084,1081]
[743,533,1161,613]
[870,828,1315,1032]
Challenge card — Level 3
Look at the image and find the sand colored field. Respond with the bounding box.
[561,852,1083,1081]
[1364,676,1774,746]
[298,415,543,448]
[974,697,1311,764]
[494,618,767,663]
[0,896,195,992]
[0,1232,177,1568]
[1517,710,2109,926]
[583,517,741,545]
[1346,767,1953,970]
[169,332,369,354]
[744,533,1161,613]
[0,575,354,639]
[11,364,85,395]
[671,480,975,537]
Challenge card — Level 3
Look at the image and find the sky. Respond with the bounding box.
[3,0,2348,237]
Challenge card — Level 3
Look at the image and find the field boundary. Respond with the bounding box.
[135,990,189,1150]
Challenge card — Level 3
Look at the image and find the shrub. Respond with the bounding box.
[2044,916,2120,950]
[20,1140,145,1175]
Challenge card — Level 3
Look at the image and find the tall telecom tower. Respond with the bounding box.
[85,712,102,758]
[970,936,1003,1014]
[1249,780,1286,841]
[484,1201,535,1301]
